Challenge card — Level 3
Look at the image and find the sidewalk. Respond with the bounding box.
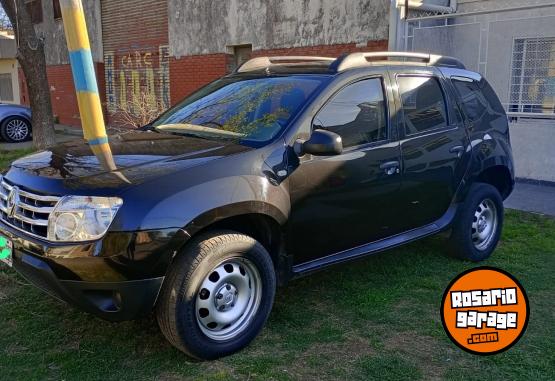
[0,124,82,151]
[505,182,555,217]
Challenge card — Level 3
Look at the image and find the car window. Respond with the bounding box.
[313,78,387,148]
[452,79,489,123]
[452,78,506,123]
[398,76,448,135]
[153,76,326,147]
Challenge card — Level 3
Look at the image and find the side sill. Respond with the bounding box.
[291,203,459,276]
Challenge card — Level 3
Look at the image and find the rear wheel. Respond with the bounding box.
[156,230,276,360]
[1,117,31,143]
[449,183,504,261]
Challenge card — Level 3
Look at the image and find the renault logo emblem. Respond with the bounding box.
[6,186,20,218]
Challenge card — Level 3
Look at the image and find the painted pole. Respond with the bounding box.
[59,0,120,174]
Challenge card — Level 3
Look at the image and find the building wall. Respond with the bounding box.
[168,0,389,103]
[35,0,103,65]
[44,63,105,126]
[101,0,170,121]
[27,0,391,127]
[169,40,389,103]
[0,59,20,104]
[18,0,104,126]
[169,0,390,57]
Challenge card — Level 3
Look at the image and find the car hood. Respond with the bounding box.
[7,132,253,190]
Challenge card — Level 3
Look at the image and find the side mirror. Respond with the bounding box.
[295,129,343,156]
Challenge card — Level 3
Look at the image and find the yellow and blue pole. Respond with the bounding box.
[59,0,122,174]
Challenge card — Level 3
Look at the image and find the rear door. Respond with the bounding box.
[392,70,471,230]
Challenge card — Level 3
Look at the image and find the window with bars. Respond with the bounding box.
[509,37,555,116]
[0,73,14,102]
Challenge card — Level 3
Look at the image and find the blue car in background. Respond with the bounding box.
[0,103,32,143]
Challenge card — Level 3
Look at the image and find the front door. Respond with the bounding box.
[393,73,471,230]
[287,77,403,264]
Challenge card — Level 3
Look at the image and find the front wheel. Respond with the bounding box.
[156,230,276,360]
[448,183,504,262]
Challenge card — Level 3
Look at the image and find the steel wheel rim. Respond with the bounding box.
[471,198,498,251]
[6,119,29,141]
[195,257,262,341]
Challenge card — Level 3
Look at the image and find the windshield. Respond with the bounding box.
[152,76,327,147]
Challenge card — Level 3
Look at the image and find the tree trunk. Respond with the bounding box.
[1,0,56,149]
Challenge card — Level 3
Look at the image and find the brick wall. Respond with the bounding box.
[22,38,388,128]
[18,63,105,127]
[46,63,106,127]
[101,0,169,125]
[169,54,229,104]
[168,40,388,104]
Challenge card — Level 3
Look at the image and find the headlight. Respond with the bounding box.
[47,196,123,242]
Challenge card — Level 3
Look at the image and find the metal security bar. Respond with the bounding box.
[509,37,555,116]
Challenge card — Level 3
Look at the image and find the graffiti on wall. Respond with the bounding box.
[104,45,170,118]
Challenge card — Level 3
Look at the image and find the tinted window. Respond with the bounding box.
[153,76,326,147]
[479,79,506,115]
[452,79,488,123]
[398,76,448,135]
[314,78,387,148]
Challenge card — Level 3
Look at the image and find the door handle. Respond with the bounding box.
[449,145,465,157]
[379,161,400,175]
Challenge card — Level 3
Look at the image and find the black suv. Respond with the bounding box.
[0,52,514,359]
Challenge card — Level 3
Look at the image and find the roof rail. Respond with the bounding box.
[332,51,466,71]
[236,56,335,73]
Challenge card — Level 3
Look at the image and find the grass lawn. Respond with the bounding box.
[0,149,36,172]
[1,150,554,380]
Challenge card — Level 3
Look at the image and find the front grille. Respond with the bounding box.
[0,179,60,239]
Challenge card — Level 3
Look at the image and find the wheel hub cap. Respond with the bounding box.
[195,258,262,341]
[214,283,238,312]
[6,119,29,141]
[471,199,498,250]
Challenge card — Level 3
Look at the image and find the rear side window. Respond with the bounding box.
[452,78,506,123]
[314,78,388,148]
[452,79,488,123]
[398,76,448,135]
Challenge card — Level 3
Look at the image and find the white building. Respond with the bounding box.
[0,29,20,105]
[390,0,555,182]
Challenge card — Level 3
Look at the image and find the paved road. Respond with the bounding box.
[505,182,555,217]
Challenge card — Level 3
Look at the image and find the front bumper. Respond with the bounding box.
[14,252,163,321]
[0,221,185,321]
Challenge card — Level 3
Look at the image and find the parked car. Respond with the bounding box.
[0,52,514,360]
[0,103,32,142]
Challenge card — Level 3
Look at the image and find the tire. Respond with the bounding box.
[448,183,504,262]
[0,116,32,143]
[156,230,276,360]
